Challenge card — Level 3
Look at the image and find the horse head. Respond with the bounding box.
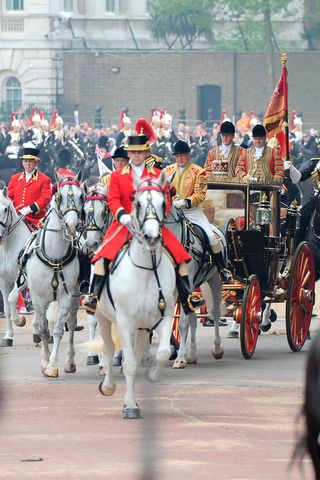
[54,170,84,236]
[83,181,109,252]
[0,186,15,244]
[132,171,167,249]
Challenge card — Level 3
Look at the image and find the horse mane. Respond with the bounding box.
[0,190,14,208]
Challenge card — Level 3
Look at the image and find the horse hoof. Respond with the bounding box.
[1,338,13,347]
[213,349,224,360]
[44,367,59,378]
[227,331,239,339]
[48,336,54,344]
[33,334,41,344]
[261,323,271,332]
[172,358,186,369]
[64,363,76,373]
[186,355,197,364]
[15,316,26,327]
[270,309,277,323]
[87,355,99,366]
[99,381,116,396]
[123,405,142,419]
[99,366,106,376]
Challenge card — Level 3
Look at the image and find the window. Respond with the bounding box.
[6,0,24,11]
[5,77,21,111]
[106,0,117,13]
[63,0,73,12]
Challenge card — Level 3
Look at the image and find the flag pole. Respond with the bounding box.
[281,52,290,163]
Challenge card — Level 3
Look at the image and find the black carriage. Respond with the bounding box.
[207,181,315,359]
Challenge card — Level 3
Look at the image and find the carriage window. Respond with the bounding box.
[106,0,118,13]
[6,0,23,10]
[5,77,21,111]
[226,193,244,209]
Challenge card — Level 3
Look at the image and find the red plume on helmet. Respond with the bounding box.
[50,109,58,129]
[10,112,16,129]
[120,109,126,129]
[219,110,227,127]
[290,111,297,130]
[27,107,37,127]
[39,111,45,121]
[135,118,157,144]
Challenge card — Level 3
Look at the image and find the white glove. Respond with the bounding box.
[119,214,132,226]
[284,160,291,170]
[19,206,32,216]
[173,199,187,209]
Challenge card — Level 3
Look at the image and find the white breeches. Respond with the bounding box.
[183,207,219,247]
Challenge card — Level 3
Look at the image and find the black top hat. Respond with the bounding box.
[172,140,190,155]
[98,136,109,149]
[21,147,40,161]
[112,146,129,160]
[220,121,235,134]
[252,124,267,137]
[126,134,150,151]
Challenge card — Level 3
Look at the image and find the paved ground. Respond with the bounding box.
[0,301,318,480]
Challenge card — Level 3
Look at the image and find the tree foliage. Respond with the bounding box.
[302,0,320,50]
[148,0,216,49]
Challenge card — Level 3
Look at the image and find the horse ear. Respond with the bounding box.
[0,185,8,197]
[75,170,83,184]
[83,182,88,195]
[55,171,63,184]
[99,183,108,197]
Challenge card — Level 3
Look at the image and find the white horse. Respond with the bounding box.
[0,187,31,347]
[82,181,111,366]
[165,205,225,368]
[96,172,176,419]
[9,172,84,377]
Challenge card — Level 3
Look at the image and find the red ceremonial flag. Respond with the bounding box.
[264,65,288,138]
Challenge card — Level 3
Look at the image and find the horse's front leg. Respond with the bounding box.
[186,311,198,364]
[1,283,15,346]
[33,302,51,375]
[146,317,172,382]
[134,330,151,367]
[209,272,224,360]
[46,299,70,377]
[173,309,189,369]
[86,313,100,366]
[97,311,116,396]
[64,297,79,374]
[117,313,142,419]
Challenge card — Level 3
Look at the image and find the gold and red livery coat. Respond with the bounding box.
[92,163,191,264]
[7,169,52,227]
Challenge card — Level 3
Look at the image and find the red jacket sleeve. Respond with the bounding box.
[107,171,126,222]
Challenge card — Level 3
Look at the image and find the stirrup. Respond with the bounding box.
[187,294,205,312]
[220,269,233,284]
[81,294,98,314]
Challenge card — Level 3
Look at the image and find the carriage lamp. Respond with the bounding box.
[285,199,301,230]
[255,193,272,226]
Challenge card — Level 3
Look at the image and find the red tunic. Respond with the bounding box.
[92,163,191,264]
[8,169,52,226]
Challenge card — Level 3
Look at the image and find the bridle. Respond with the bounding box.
[132,180,167,235]
[54,178,83,220]
[0,204,26,240]
[84,190,110,235]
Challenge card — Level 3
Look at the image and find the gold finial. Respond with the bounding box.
[291,199,298,208]
[281,52,287,67]
[261,192,267,202]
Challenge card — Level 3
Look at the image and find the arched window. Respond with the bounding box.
[5,76,21,110]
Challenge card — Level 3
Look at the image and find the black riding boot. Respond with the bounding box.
[82,274,106,315]
[176,273,205,314]
[212,251,233,283]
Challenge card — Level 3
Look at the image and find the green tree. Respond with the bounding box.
[220,0,295,83]
[148,0,216,49]
[303,0,320,50]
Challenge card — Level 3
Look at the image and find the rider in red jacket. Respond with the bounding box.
[82,124,204,315]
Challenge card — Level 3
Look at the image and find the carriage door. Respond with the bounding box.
[198,85,221,128]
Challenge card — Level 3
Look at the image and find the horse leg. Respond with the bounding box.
[64,297,78,373]
[134,330,151,367]
[173,310,189,369]
[117,314,142,419]
[9,280,28,328]
[97,312,116,396]
[208,272,224,359]
[33,303,51,374]
[227,321,239,338]
[261,303,272,332]
[45,300,69,378]
[146,317,172,382]
[186,312,198,364]
[86,313,100,366]
[1,283,15,347]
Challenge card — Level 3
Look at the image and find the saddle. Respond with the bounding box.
[183,221,214,288]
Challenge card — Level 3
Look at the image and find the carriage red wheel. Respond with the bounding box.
[240,275,262,359]
[286,242,315,352]
[171,302,180,350]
